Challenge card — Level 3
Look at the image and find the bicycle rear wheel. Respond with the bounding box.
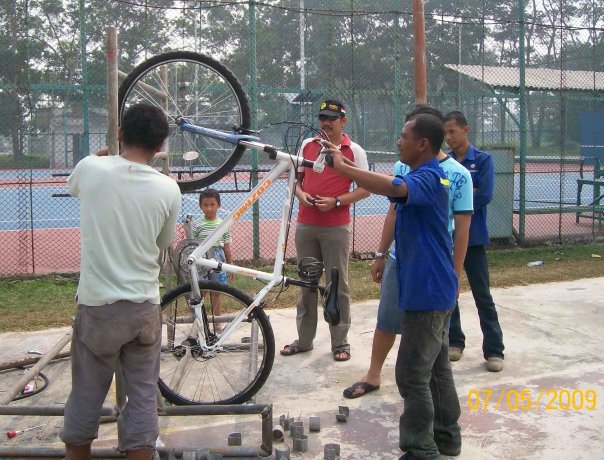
[159,281,275,405]
[118,51,250,191]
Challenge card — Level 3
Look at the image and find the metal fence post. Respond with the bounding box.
[518,0,527,243]
[78,0,90,159]
[248,1,260,261]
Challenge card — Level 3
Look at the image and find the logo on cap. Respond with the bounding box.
[319,101,346,116]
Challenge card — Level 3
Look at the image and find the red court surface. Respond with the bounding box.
[0,217,388,277]
[1,213,603,277]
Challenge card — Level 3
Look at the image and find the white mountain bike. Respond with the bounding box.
[119,51,340,405]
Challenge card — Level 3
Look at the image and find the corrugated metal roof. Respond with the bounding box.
[445,64,604,91]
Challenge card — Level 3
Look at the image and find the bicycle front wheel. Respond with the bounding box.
[159,281,275,405]
[118,51,250,191]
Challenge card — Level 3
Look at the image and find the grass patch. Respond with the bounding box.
[0,275,78,332]
[1,243,602,333]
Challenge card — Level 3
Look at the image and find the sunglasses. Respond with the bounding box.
[318,114,342,122]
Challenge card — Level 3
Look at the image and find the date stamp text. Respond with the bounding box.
[467,388,597,412]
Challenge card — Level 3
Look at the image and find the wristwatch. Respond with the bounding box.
[375,252,386,259]
[334,196,341,208]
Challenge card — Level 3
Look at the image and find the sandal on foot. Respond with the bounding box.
[343,381,380,399]
[333,349,351,361]
[280,343,312,356]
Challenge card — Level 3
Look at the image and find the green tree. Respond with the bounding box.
[0,0,47,162]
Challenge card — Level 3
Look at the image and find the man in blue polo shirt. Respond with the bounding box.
[342,107,472,433]
[328,113,461,460]
[444,110,505,372]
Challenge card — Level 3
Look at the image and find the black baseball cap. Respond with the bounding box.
[318,99,346,117]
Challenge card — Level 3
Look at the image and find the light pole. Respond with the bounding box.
[456,10,462,109]
[413,0,427,104]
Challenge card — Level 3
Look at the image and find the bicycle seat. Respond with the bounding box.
[322,267,340,326]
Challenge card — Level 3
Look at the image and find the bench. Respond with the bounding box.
[576,157,604,224]
[512,156,604,223]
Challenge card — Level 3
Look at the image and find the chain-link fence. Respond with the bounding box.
[1,0,603,276]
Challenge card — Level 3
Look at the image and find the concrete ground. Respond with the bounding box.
[0,277,603,459]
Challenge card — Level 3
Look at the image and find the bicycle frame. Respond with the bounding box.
[179,120,322,352]
[178,118,260,145]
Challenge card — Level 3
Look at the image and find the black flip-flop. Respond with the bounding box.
[333,349,351,361]
[343,381,380,399]
[280,344,312,356]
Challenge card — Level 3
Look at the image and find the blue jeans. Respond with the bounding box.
[449,245,505,359]
[396,309,461,459]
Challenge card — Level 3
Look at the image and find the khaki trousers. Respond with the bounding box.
[60,301,161,451]
[294,222,351,353]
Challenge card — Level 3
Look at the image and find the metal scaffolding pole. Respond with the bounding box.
[0,403,273,458]
[0,332,72,406]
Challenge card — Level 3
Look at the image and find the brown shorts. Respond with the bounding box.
[60,300,161,451]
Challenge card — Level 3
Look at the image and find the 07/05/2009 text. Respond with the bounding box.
[467,388,597,412]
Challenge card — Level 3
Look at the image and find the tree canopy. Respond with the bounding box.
[1,0,602,163]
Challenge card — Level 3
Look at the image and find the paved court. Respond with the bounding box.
[0,277,603,459]
[0,165,596,231]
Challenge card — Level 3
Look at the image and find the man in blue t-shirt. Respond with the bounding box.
[327,113,461,460]
[343,108,472,431]
[444,111,505,372]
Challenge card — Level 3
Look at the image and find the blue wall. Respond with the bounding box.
[580,112,604,163]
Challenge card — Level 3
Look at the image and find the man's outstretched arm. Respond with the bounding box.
[327,145,408,198]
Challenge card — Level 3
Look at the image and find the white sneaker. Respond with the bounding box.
[486,357,504,372]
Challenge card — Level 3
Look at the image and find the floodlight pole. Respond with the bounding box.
[457,12,462,109]
[106,27,119,156]
[413,0,427,104]
[395,4,403,131]
[300,0,305,91]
